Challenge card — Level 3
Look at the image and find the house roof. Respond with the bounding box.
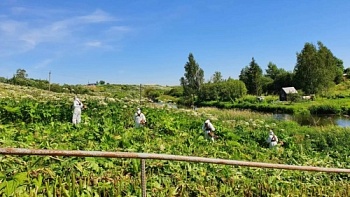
[282,87,298,94]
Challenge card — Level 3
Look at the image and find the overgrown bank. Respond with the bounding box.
[198,98,350,116]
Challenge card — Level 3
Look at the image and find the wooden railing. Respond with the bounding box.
[1,148,350,196]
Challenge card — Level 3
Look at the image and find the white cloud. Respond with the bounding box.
[108,26,130,33]
[85,41,102,47]
[77,9,116,23]
[106,25,131,36]
[100,25,132,45]
[0,20,24,35]
[0,7,129,56]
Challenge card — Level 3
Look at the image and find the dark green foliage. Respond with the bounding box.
[144,87,164,102]
[0,77,6,83]
[210,71,223,83]
[239,58,263,96]
[165,86,183,97]
[265,62,286,80]
[294,41,343,94]
[308,104,342,115]
[198,79,247,102]
[180,53,205,105]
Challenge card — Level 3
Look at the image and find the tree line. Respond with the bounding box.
[0,69,92,94]
[1,41,347,106]
[180,41,346,106]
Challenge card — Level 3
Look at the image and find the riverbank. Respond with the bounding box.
[198,97,350,116]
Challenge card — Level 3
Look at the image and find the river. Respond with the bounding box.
[273,114,350,127]
[155,103,350,127]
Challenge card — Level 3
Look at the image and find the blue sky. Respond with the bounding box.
[1,0,349,86]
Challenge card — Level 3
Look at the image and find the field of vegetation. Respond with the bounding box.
[0,82,350,196]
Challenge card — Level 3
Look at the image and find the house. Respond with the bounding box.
[87,83,97,86]
[280,87,298,101]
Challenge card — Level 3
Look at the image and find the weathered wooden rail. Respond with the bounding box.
[1,148,350,196]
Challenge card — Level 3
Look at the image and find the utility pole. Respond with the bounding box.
[139,84,142,105]
[48,71,51,91]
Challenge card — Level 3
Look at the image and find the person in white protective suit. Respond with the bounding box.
[266,129,278,148]
[134,108,147,128]
[72,95,84,125]
[202,119,217,142]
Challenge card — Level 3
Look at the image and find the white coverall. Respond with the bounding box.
[202,120,215,142]
[266,131,278,148]
[72,97,83,125]
[134,109,146,128]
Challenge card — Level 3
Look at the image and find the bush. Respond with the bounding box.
[309,104,342,115]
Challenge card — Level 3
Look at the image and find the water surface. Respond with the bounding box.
[273,114,350,127]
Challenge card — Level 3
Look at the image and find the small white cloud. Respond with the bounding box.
[83,40,115,51]
[85,41,102,47]
[104,26,132,41]
[109,26,130,32]
[78,9,116,23]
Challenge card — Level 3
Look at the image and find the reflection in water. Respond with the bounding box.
[336,119,350,127]
[273,114,350,128]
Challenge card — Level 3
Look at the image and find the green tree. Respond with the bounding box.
[198,82,219,101]
[166,86,183,97]
[294,41,343,94]
[334,58,344,84]
[264,62,293,94]
[144,87,163,101]
[265,62,286,80]
[198,79,247,102]
[294,42,318,94]
[261,76,273,95]
[0,77,6,83]
[239,58,263,95]
[344,67,350,78]
[180,53,204,105]
[272,72,294,94]
[15,69,28,79]
[9,68,29,85]
[239,66,249,85]
[210,71,223,83]
[218,79,247,101]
